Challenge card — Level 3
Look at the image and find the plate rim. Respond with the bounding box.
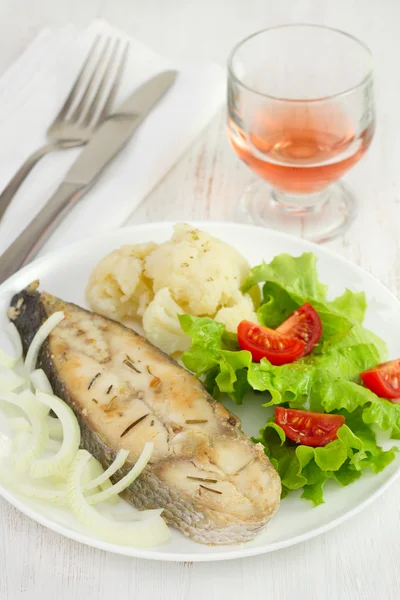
[1,220,400,562]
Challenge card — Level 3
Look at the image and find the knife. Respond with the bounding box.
[0,70,177,285]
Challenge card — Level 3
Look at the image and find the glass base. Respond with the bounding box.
[235,181,358,243]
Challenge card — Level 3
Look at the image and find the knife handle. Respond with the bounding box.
[0,182,84,284]
[0,141,81,223]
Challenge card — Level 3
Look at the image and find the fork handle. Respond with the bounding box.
[0,142,71,221]
[0,181,85,284]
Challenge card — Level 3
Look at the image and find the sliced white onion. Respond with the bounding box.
[68,450,170,547]
[7,322,22,359]
[29,392,80,479]
[18,388,49,420]
[9,417,31,433]
[12,431,31,453]
[0,460,68,504]
[97,478,119,505]
[0,323,23,368]
[87,443,152,505]
[31,369,53,395]
[0,392,49,472]
[83,452,129,506]
[107,509,164,521]
[82,456,103,491]
[15,481,68,504]
[83,449,130,492]
[47,416,63,440]
[24,312,64,377]
[0,433,12,457]
[47,474,68,485]
[45,438,62,453]
[80,456,119,502]
[0,349,14,369]
[0,366,25,392]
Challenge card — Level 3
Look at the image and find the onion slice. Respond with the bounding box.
[96,478,119,505]
[47,416,63,440]
[86,443,152,505]
[0,366,25,392]
[0,460,68,504]
[81,457,117,503]
[24,312,64,377]
[107,509,164,521]
[45,438,62,453]
[31,369,53,395]
[0,391,49,472]
[0,323,23,368]
[0,434,12,457]
[68,450,170,547]
[83,449,130,492]
[82,457,104,490]
[9,417,31,433]
[30,392,80,479]
[19,388,49,420]
[17,483,69,504]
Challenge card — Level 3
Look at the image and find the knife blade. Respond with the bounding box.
[0,70,177,284]
[66,69,177,186]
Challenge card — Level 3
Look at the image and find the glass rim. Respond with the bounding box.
[227,23,374,103]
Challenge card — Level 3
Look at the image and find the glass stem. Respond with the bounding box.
[271,188,330,214]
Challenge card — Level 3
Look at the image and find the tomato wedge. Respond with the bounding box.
[276,303,322,356]
[360,359,400,401]
[237,320,305,365]
[275,407,345,447]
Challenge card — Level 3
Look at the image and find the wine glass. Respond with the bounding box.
[227,24,375,242]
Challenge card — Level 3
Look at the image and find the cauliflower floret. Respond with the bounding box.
[86,243,157,320]
[142,287,190,355]
[214,293,258,333]
[144,224,251,316]
[86,225,259,356]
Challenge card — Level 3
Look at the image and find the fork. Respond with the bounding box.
[0,35,128,221]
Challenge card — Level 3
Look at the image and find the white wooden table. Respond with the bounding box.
[1,1,400,598]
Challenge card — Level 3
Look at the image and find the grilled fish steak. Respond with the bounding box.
[9,283,281,545]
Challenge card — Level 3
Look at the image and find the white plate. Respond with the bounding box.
[1,221,400,562]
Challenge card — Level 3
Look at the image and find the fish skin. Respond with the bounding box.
[9,283,281,545]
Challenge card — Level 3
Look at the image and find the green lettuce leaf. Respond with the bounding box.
[257,282,298,328]
[243,253,367,328]
[180,251,397,505]
[335,323,388,359]
[215,350,252,394]
[362,399,400,440]
[179,315,251,403]
[247,335,385,411]
[179,314,226,374]
[245,253,366,347]
[329,289,367,324]
[243,252,328,301]
[258,419,396,506]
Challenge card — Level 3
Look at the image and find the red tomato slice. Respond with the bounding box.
[360,359,400,401]
[276,303,322,356]
[275,407,345,447]
[237,320,305,366]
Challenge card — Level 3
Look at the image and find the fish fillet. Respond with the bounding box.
[9,282,281,545]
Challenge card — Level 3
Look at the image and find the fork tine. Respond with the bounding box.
[96,41,129,125]
[81,38,121,127]
[68,37,112,124]
[54,36,101,123]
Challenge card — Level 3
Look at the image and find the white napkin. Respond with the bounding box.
[0,20,225,256]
